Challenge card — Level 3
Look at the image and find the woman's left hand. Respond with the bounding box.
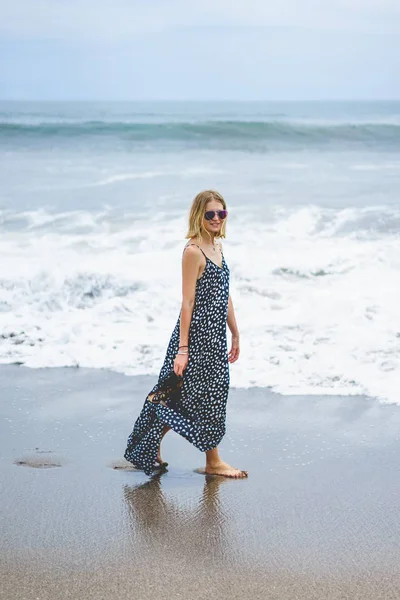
[228,335,240,363]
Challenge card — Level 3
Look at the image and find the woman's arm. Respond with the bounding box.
[227,294,239,338]
[217,241,240,364]
[174,245,202,377]
[227,294,240,364]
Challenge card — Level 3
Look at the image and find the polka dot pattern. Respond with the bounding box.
[124,245,230,475]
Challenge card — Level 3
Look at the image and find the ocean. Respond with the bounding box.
[1,101,399,403]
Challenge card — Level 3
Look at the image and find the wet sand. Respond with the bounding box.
[1,364,400,599]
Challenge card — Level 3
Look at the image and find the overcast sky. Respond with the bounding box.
[0,0,399,100]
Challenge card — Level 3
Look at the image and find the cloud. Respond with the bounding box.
[0,0,399,42]
[1,0,398,100]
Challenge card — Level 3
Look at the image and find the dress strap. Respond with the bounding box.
[184,243,208,259]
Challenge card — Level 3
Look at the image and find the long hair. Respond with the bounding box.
[186,190,227,240]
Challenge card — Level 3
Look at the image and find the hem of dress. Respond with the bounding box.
[155,402,225,453]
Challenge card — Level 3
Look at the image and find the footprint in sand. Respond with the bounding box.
[109,459,141,471]
[14,448,63,469]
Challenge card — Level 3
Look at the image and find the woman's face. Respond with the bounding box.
[202,200,227,237]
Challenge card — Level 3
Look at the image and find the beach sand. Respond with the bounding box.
[1,364,400,599]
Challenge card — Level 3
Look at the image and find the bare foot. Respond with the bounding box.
[155,452,168,467]
[205,461,248,479]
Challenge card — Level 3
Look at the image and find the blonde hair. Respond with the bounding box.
[186,190,227,240]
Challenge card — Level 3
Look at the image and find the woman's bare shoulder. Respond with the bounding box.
[182,241,203,261]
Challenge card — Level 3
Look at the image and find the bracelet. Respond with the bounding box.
[177,351,188,355]
[179,345,189,349]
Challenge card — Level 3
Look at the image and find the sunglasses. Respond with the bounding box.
[204,210,228,221]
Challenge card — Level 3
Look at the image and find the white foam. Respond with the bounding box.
[1,206,399,404]
[90,166,225,187]
[92,171,170,186]
[351,163,400,171]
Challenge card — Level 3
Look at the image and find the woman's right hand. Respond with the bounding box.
[174,353,188,377]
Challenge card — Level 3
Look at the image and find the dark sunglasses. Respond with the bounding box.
[204,210,228,221]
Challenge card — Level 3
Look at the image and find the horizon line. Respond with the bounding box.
[1,98,399,103]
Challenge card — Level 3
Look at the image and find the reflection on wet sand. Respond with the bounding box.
[123,473,232,561]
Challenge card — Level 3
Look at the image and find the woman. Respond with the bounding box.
[124,190,248,478]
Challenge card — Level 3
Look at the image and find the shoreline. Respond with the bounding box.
[1,364,400,599]
[0,359,389,404]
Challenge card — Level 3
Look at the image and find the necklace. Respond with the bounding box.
[202,237,218,253]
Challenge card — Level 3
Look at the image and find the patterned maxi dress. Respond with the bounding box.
[124,245,230,475]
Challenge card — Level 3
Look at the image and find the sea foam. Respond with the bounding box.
[1,205,399,404]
